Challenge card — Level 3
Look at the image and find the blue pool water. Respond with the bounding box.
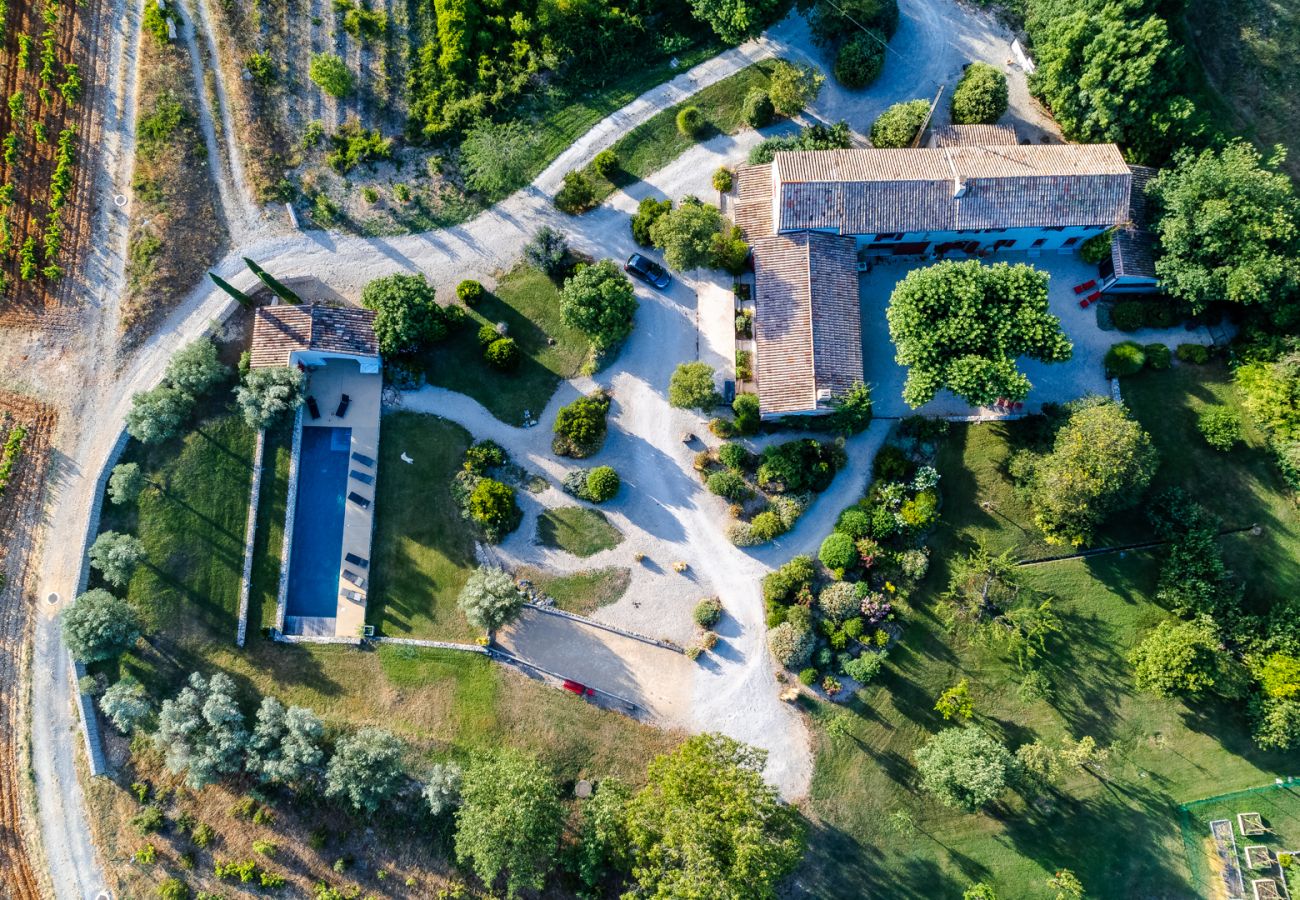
[285,426,352,618]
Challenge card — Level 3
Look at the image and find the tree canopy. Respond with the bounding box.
[668,362,719,410]
[154,672,248,789]
[454,748,563,899]
[88,531,146,588]
[950,62,1008,125]
[245,696,325,786]
[870,99,930,148]
[1130,616,1237,698]
[324,727,406,814]
[62,589,142,662]
[623,733,805,898]
[687,0,788,44]
[649,197,742,272]
[361,273,452,356]
[914,725,1013,811]
[1148,141,1300,326]
[235,366,305,430]
[458,565,524,632]
[559,260,638,350]
[885,260,1071,407]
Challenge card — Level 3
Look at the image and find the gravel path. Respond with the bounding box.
[21,0,1056,890]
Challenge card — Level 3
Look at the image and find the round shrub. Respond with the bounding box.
[717,442,750,472]
[835,507,872,540]
[484,337,520,370]
[555,169,597,214]
[798,667,818,686]
[870,99,930,148]
[477,323,501,346]
[457,279,484,305]
[1177,343,1210,364]
[767,622,814,669]
[694,597,723,628]
[709,417,736,438]
[741,89,775,128]
[712,167,734,193]
[833,32,885,89]
[818,582,859,624]
[707,470,750,502]
[676,106,704,138]
[1144,343,1172,370]
[1144,298,1182,329]
[819,532,858,574]
[1198,408,1243,451]
[1111,300,1147,332]
[592,149,618,179]
[1104,341,1146,377]
[585,466,621,502]
[872,444,912,481]
[950,62,1008,125]
[749,510,786,542]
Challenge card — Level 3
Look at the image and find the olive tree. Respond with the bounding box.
[454,748,563,899]
[325,727,406,814]
[164,338,228,397]
[62,589,142,662]
[154,672,248,789]
[108,462,145,505]
[914,725,1013,811]
[88,531,146,588]
[458,565,524,632]
[886,260,1071,407]
[424,761,463,817]
[100,677,152,734]
[245,696,325,786]
[235,366,305,429]
[125,385,193,444]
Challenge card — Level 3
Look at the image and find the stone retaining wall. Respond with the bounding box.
[235,429,265,647]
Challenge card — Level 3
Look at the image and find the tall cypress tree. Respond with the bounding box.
[243,257,303,305]
[208,271,253,307]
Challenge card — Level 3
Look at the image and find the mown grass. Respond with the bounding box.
[536,507,624,558]
[420,264,592,425]
[797,372,1298,898]
[366,411,477,642]
[585,59,780,202]
[516,565,632,616]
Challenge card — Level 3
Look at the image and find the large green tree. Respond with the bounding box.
[870,99,930,148]
[649,197,727,272]
[622,733,805,898]
[559,260,638,349]
[460,120,541,197]
[914,725,1013,811]
[154,672,248,789]
[1014,398,1157,545]
[1028,1,1190,162]
[457,565,524,632]
[1129,616,1237,698]
[325,727,406,814]
[235,366,305,429]
[885,260,1071,407]
[360,272,450,356]
[1148,141,1300,326]
[950,62,1008,125]
[687,0,787,44]
[88,531,145,588]
[244,696,324,786]
[62,589,142,662]
[454,748,563,899]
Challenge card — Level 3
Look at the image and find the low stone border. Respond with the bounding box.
[273,632,360,646]
[523,602,684,653]
[374,636,487,653]
[235,429,266,648]
[70,661,107,777]
[273,406,305,634]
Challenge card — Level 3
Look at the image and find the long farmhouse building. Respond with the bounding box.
[733,125,1158,418]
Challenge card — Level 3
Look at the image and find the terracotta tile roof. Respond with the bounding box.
[1111,165,1158,279]
[753,232,863,417]
[734,164,774,238]
[250,305,379,368]
[773,144,1132,233]
[930,124,1018,148]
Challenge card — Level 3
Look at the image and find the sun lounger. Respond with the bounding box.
[335,394,351,418]
[351,451,375,467]
[347,491,371,509]
[344,552,369,569]
[350,469,374,485]
[341,588,364,603]
[1086,291,1102,303]
[342,569,367,589]
[306,396,321,420]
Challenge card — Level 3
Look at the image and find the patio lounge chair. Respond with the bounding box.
[349,469,374,485]
[335,394,351,418]
[344,552,369,569]
[342,569,367,589]
[351,451,375,467]
[306,396,321,420]
[1074,279,1097,294]
[347,491,371,509]
[342,588,364,603]
[1086,291,1102,303]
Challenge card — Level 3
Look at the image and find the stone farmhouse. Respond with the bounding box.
[733,125,1159,418]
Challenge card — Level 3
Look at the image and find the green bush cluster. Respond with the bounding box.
[1197,408,1243,451]
[457,279,484,304]
[453,441,522,542]
[553,390,612,458]
[741,89,775,127]
[869,99,930,148]
[555,170,598,214]
[1104,341,1146,377]
[1111,297,1185,332]
[676,106,704,138]
[1177,343,1210,364]
[950,62,1008,124]
[833,32,885,89]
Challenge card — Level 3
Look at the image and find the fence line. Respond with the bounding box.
[523,602,683,653]
[235,429,265,648]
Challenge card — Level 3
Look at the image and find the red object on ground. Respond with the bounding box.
[1079,298,1089,308]
[1086,291,1102,302]
[562,680,587,695]
[1074,279,1097,294]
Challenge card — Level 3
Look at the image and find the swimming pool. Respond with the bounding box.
[285,426,351,619]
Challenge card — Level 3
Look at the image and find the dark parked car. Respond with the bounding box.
[625,253,671,289]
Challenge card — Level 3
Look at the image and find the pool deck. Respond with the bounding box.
[292,357,381,639]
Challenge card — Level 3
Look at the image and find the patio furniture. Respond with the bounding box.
[562,680,595,697]
[1074,279,1097,294]
[351,451,375,467]
[1079,298,1091,308]
[335,394,351,418]
[1086,291,1102,303]
[342,569,367,589]
[341,588,365,603]
[349,469,374,485]
[306,396,321,420]
[344,552,369,569]
[347,491,371,509]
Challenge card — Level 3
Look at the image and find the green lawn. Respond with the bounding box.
[798,377,1298,898]
[366,411,478,642]
[421,264,592,425]
[516,565,632,616]
[536,507,624,558]
[587,60,780,201]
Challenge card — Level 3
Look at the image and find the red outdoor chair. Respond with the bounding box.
[1086,291,1102,303]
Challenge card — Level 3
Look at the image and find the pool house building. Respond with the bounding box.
[250,304,382,641]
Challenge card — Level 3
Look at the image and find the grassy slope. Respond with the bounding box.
[516,566,633,616]
[799,371,1298,898]
[421,264,591,425]
[366,411,477,642]
[536,507,624,558]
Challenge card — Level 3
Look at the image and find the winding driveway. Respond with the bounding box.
[26,1,1053,895]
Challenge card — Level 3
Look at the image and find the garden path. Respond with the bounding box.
[25,0,1056,893]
